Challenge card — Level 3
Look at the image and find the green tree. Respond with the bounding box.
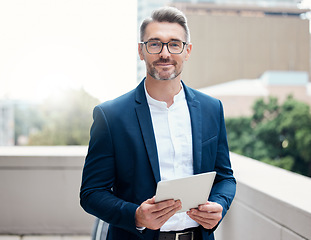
[28,88,100,145]
[276,96,311,175]
[226,96,311,177]
[225,117,253,156]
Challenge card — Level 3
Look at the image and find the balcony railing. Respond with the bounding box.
[0,147,310,239]
[215,152,311,240]
[0,146,93,235]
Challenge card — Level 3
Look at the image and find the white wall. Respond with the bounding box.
[0,146,93,234]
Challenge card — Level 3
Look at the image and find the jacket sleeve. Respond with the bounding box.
[79,105,141,237]
[207,101,236,229]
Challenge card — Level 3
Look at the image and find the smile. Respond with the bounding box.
[155,63,174,67]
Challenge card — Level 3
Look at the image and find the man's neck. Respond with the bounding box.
[145,76,182,108]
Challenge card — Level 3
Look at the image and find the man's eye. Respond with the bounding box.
[149,42,160,47]
[169,42,181,48]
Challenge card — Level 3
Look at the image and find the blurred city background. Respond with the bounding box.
[0,0,311,240]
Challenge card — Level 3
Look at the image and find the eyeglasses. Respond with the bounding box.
[140,40,187,54]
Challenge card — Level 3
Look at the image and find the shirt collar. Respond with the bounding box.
[144,82,186,109]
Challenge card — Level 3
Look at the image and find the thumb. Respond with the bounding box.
[145,196,156,204]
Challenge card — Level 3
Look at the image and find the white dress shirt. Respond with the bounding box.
[145,83,199,231]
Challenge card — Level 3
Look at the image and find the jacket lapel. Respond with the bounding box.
[135,80,161,183]
[134,80,203,182]
[183,83,202,174]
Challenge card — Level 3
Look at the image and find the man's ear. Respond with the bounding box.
[185,43,192,61]
[138,43,144,60]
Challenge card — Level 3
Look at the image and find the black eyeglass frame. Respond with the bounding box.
[140,40,188,54]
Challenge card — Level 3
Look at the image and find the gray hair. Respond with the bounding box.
[140,7,190,43]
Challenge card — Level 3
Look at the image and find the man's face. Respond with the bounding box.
[139,21,192,81]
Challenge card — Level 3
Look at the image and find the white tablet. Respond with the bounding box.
[155,171,216,213]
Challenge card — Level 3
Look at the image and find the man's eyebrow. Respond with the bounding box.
[147,38,161,41]
[170,38,183,42]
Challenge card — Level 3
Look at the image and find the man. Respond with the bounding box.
[80,7,236,240]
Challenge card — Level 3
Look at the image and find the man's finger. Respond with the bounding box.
[198,202,222,213]
[153,200,181,218]
[152,199,178,213]
[144,196,156,204]
[156,202,182,224]
[187,208,212,219]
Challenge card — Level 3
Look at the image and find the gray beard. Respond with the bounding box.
[148,66,182,81]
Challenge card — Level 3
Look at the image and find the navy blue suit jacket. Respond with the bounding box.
[80,79,236,240]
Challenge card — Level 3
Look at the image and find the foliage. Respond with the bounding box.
[27,88,100,145]
[226,96,311,177]
[14,102,45,145]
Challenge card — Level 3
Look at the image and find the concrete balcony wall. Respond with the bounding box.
[0,146,94,235]
[0,147,310,239]
[215,153,311,240]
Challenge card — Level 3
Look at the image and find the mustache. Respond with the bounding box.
[153,59,177,65]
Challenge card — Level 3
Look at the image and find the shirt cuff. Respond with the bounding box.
[136,226,146,232]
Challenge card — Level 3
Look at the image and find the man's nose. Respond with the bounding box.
[159,44,170,58]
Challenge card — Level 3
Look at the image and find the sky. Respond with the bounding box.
[301,0,311,7]
[0,0,138,103]
[300,0,311,32]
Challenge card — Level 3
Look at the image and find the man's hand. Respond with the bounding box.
[135,196,182,230]
[186,201,223,230]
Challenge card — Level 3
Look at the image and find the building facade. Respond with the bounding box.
[200,71,311,117]
[0,100,14,146]
[170,2,310,89]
